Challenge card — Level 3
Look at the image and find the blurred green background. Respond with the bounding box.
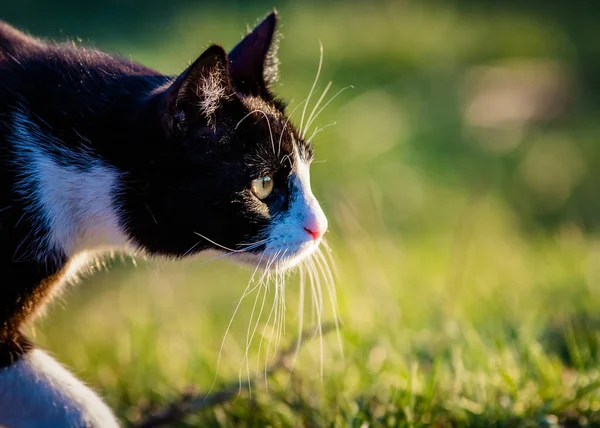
[6,0,600,425]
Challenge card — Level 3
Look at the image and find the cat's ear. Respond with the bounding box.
[228,10,279,98]
[162,44,234,132]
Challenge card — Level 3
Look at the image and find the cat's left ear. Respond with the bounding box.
[228,10,279,98]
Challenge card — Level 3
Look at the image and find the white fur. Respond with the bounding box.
[37,159,128,257]
[0,349,119,427]
[261,149,328,269]
[5,112,124,425]
[10,110,130,260]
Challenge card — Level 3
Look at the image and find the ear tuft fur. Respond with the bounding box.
[162,44,235,131]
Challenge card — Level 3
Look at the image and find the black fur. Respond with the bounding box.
[0,11,313,366]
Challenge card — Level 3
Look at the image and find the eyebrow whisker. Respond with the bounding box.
[307,121,337,143]
[277,99,307,159]
[236,109,276,156]
[304,85,354,139]
[299,42,324,138]
[304,80,332,139]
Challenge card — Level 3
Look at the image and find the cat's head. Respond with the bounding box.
[126,11,328,271]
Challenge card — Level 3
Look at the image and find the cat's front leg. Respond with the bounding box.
[0,347,119,427]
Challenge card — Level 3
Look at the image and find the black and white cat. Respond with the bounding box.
[0,11,328,426]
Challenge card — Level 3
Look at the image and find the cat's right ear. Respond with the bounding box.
[160,44,235,133]
[228,11,279,98]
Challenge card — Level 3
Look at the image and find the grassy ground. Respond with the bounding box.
[14,1,600,426]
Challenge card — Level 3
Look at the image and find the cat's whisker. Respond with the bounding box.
[314,247,344,358]
[181,239,203,258]
[238,236,271,248]
[319,252,339,313]
[193,231,267,253]
[300,42,324,138]
[208,250,266,398]
[313,258,326,380]
[286,262,306,381]
[244,249,273,381]
[274,267,287,359]
[270,273,281,368]
[278,252,289,343]
[307,121,337,144]
[243,253,277,341]
[258,254,282,392]
[282,269,288,337]
[304,80,332,139]
[305,84,354,139]
[235,252,275,303]
[238,250,281,395]
[307,259,321,328]
[320,239,338,279]
[269,252,286,361]
[184,242,264,270]
[235,109,276,156]
[259,249,289,390]
[239,264,271,398]
[183,237,265,260]
[315,246,338,307]
[306,257,324,381]
[277,99,308,159]
[242,273,270,390]
[270,271,284,379]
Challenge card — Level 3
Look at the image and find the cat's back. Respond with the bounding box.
[0,21,44,60]
[0,21,162,101]
[0,20,167,161]
[0,22,164,216]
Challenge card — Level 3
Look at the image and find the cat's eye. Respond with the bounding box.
[251,175,274,200]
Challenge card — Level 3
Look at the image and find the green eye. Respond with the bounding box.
[251,175,274,200]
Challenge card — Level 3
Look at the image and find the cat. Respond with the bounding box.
[0,10,328,427]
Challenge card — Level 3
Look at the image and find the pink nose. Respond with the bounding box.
[304,226,322,240]
[303,215,326,240]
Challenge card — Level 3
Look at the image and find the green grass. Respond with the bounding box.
[17,0,600,426]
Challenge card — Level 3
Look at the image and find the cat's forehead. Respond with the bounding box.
[238,96,313,165]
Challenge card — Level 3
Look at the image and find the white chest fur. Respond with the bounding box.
[34,158,128,257]
[11,110,130,259]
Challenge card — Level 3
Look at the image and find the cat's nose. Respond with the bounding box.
[304,226,322,240]
[303,209,328,241]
